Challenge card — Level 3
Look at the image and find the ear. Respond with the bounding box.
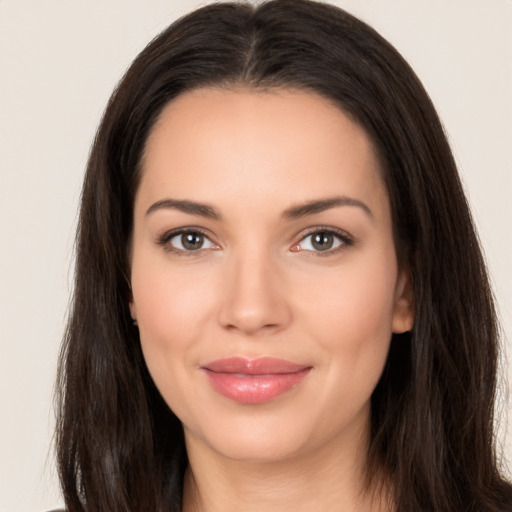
[391,269,414,333]
[129,297,137,322]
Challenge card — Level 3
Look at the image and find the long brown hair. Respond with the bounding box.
[56,1,512,510]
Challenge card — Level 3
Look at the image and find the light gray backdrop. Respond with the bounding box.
[1,1,510,510]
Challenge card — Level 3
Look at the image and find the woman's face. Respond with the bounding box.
[130,88,413,463]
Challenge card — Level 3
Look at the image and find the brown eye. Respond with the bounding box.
[181,232,204,250]
[311,232,335,251]
[295,229,350,254]
[166,230,217,252]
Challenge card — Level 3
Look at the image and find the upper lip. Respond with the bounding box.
[201,357,311,375]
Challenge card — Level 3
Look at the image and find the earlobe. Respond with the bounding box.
[392,270,414,333]
[129,300,137,324]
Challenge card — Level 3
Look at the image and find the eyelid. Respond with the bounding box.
[156,226,219,254]
[291,226,354,254]
[155,225,353,256]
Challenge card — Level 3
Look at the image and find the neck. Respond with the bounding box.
[181,422,392,512]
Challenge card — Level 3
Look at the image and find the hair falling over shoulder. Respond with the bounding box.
[55,1,512,510]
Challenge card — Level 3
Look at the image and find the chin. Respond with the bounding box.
[206,432,309,463]
[182,408,314,463]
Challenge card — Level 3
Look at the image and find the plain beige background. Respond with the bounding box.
[0,1,511,510]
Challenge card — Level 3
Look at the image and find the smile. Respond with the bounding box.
[201,357,312,404]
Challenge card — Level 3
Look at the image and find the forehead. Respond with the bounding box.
[138,87,388,217]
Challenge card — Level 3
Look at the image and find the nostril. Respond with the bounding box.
[219,307,289,335]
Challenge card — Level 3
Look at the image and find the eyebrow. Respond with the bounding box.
[146,199,221,219]
[282,196,373,219]
[145,195,373,220]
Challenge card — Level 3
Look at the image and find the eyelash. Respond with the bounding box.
[294,226,354,256]
[157,227,217,257]
[156,226,354,257]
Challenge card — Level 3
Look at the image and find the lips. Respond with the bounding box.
[201,357,312,404]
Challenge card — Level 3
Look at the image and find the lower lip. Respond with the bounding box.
[203,368,311,404]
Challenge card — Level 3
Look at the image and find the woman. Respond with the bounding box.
[55,0,512,510]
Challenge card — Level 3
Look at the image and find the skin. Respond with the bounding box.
[130,88,414,512]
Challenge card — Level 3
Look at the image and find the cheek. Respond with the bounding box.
[131,261,217,385]
[131,269,213,423]
[132,258,213,335]
[297,250,398,367]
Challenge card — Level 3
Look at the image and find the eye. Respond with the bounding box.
[160,229,218,253]
[292,229,352,253]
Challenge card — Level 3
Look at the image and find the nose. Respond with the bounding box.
[217,248,292,336]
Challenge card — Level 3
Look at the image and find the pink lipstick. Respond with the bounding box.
[201,357,311,404]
